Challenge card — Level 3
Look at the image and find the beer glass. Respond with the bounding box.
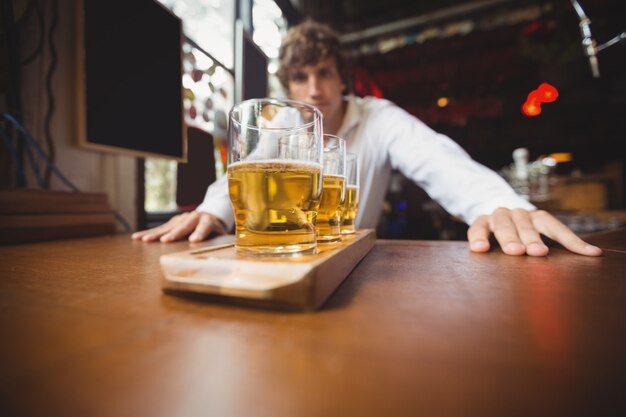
[227,98,323,256]
[341,152,359,235]
[316,135,346,243]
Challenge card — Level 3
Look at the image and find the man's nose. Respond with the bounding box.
[307,76,321,96]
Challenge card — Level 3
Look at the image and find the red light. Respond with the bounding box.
[522,82,559,117]
[538,83,559,102]
[522,99,541,116]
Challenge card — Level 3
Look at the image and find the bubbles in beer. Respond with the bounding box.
[228,160,322,252]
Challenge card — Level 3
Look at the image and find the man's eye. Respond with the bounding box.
[290,73,307,83]
[318,69,331,78]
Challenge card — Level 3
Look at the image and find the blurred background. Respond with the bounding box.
[1,0,625,242]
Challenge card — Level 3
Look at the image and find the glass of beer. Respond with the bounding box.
[316,135,346,243]
[341,152,359,235]
[227,98,323,256]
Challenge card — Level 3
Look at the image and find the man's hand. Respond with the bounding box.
[468,208,602,257]
[131,211,228,243]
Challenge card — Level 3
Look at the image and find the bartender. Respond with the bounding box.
[133,20,602,258]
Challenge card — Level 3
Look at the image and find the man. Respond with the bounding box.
[133,20,602,257]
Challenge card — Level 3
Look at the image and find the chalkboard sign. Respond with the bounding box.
[76,0,186,160]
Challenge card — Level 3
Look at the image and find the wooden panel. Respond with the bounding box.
[0,189,116,244]
[0,189,111,214]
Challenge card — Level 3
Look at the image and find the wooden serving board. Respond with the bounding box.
[160,229,376,310]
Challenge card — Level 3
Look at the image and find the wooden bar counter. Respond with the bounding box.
[1,230,625,416]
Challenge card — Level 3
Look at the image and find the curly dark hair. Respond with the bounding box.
[277,20,352,94]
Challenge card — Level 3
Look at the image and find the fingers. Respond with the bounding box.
[131,212,227,244]
[530,210,602,256]
[131,213,186,242]
[511,209,549,256]
[488,208,526,255]
[470,208,603,257]
[131,230,150,240]
[467,215,491,253]
[160,212,202,242]
[470,208,547,256]
[189,213,227,242]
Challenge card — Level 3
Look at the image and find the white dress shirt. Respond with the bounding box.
[197,95,536,230]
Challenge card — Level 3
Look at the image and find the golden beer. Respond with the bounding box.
[340,185,360,235]
[228,160,322,255]
[316,174,346,242]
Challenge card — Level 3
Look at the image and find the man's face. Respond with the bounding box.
[287,57,346,122]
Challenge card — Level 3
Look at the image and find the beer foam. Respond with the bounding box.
[229,159,322,171]
[322,174,347,181]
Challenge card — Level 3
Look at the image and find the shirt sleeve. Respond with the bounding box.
[195,175,235,231]
[373,101,536,225]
